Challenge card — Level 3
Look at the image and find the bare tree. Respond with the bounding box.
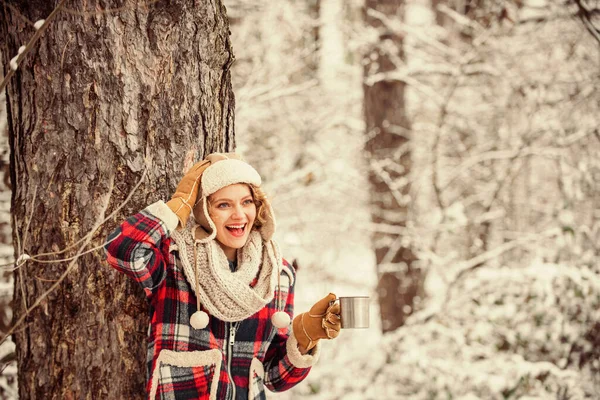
[0,1,234,398]
[364,0,423,333]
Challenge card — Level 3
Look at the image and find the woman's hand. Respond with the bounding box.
[167,153,245,229]
[166,160,211,229]
[292,293,341,354]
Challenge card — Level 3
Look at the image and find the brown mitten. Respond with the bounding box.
[292,293,341,354]
[166,159,211,229]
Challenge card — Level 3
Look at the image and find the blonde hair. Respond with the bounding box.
[248,184,268,229]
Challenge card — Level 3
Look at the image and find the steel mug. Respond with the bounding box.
[335,296,370,329]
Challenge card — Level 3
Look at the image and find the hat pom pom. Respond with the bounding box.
[190,311,209,329]
[271,311,291,328]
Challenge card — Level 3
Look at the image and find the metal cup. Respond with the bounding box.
[336,296,370,329]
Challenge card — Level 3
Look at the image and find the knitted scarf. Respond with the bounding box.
[171,228,281,322]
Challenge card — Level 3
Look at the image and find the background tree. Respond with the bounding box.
[0,1,234,398]
[364,0,423,333]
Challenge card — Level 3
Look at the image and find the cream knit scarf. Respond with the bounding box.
[171,228,281,322]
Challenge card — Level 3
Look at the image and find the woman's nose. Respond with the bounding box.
[231,205,244,218]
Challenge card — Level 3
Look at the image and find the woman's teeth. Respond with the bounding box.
[226,224,246,236]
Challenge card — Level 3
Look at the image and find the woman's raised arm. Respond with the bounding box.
[104,201,178,298]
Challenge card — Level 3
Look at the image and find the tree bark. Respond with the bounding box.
[1,1,235,398]
[364,0,423,333]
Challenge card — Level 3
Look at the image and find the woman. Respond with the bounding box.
[105,153,341,400]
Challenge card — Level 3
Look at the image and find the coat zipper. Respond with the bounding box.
[227,321,240,400]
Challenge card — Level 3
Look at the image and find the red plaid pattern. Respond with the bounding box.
[105,205,313,399]
[158,364,215,399]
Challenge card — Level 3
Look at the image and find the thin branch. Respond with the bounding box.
[252,79,318,104]
[482,142,530,214]
[573,0,600,45]
[0,0,68,93]
[1,0,161,93]
[25,236,118,267]
[31,165,147,260]
[369,159,406,207]
[367,8,460,58]
[429,64,467,252]
[439,146,563,193]
[0,173,116,346]
[436,3,484,34]
[0,166,147,271]
[415,228,559,324]
[426,33,494,219]
[365,71,447,106]
[59,34,74,70]
[379,235,404,266]
[5,235,118,272]
[453,228,558,283]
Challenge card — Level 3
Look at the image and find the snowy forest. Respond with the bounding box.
[1,0,600,399]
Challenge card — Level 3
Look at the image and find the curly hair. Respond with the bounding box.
[248,184,269,230]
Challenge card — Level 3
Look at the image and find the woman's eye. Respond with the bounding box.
[217,203,229,209]
[243,199,254,205]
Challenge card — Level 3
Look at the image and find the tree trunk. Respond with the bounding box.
[1,1,235,398]
[318,0,344,93]
[364,0,423,333]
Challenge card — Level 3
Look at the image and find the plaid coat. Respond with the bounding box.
[104,201,319,400]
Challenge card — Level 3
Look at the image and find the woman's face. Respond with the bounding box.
[208,184,257,260]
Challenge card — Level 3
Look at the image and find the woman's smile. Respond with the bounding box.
[226,223,247,237]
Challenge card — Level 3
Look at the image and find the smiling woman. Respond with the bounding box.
[104,153,342,400]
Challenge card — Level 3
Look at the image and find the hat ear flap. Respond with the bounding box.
[259,201,276,242]
[193,197,217,243]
